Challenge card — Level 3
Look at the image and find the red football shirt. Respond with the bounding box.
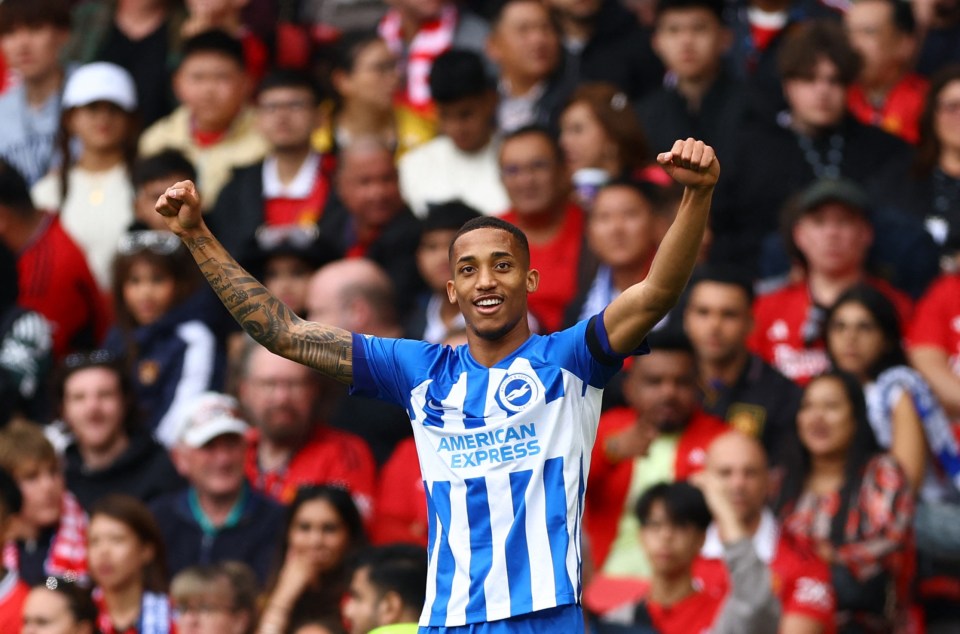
[848,74,928,144]
[906,273,960,374]
[371,437,428,546]
[17,214,110,358]
[0,571,29,634]
[646,588,724,634]
[749,278,912,385]
[501,204,584,333]
[245,424,377,521]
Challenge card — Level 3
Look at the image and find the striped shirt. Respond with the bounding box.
[351,315,647,626]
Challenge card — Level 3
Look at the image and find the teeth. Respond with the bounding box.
[477,298,502,307]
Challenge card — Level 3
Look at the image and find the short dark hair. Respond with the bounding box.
[430,49,493,103]
[449,216,531,267]
[180,29,246,69]
[635,481,712,530]
[501,124,564,164]
[689,264,755,305]
[332,30,383,73]
[54,350,141,438]
[778,20,862,86]
[132,150,197,189]
[655,0,724,23]
[35,578,98,626]
[491,0,552,30]
[354,545,428,611]
[421,201,483,234]
[0,466,23,517]
[859,0,916,34]
[644,328,695,356]
[0,159,36,218]
[0,0,70,35]
[257,69,324,104]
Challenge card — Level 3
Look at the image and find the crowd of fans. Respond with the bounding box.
[1,0,960,631]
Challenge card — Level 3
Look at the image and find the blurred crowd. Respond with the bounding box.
[1,0,960,631]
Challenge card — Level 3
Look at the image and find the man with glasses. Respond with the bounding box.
[210,69,332,259]
[236,336,376,518]
[499,125,583,333]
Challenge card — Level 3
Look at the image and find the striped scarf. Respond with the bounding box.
[2,491,88,582]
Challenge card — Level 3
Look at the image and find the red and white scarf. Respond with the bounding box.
[379,3,458,113]
[2,491,88,582]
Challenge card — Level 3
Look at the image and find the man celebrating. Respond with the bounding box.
[154,137,718,631]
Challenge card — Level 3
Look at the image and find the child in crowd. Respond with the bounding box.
[180,0,268,83]
[0,420,88,586]
[104,231,224,447]
[131,151,198,232]
[32,62,140,292]
[170,561,258,634]
[88,495,175,634]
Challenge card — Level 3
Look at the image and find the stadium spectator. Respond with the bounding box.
[845,0,928,144]
[315,31,431,157]
[87,495,175,634]
[139,29,268,210]
[0,161,109,360]
[259,486,367,633]
[560,83,650,193]
[319,138,424,316]
[586,332,728,578]
[712,20,912,276]
[152,392,284,584]
[693,432,836,634]
[236,339,376,514]
[0,243,52,426]
[499,125,583,332]
[170,561,259,634]
[776,371,915,633]
[342,544,428,634]
[399,49,510,217]
[132,151,199,231]
[57,351,184,510]
[305,259,412,465]
[591,480,779,634]
[545,0,663,100]
[487,0,576,133]
[103,230,225,447]
[0,0,71,185]
[209,70,331,258]
[21,577,98,634]
[31,62,139,291]
[683,265,801,462]
[377,0,488,118]
[405,202,482,343]
[370,438,426,546]
[0,420,88,586]
[0,467,27,632]
[637,0,745,159]
[748,179,913,385]
[179,0,269,83]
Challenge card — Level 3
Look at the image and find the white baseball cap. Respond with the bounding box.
[178,392,249,448]
[62,62,138,112]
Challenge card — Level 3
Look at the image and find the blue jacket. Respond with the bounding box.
[149,485,285,584]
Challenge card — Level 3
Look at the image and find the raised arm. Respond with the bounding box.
[154,181,353,383]
[604,139,719,354]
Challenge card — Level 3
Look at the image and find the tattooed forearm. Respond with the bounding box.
[182,233,353,382]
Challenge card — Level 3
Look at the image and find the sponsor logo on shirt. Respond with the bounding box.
[496,372,540,412]
[773,345,829,380]
[768,319,789,342]
[436,422,542,468]
[794,577,833,610]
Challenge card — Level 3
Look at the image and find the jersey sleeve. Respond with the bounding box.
[350,334,440,406]
[906,276,954,350]
[578,310,650,388]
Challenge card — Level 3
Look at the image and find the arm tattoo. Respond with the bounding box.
[183,235,353,383]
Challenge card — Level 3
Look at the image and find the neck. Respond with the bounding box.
[76,148,126,173]
[273,147,312,184]
[195,487,242,527]
[466,320,531,367]
[557,13,594,43]
[258,434,304,471]
[103,577,145,628]
[940,146,960,178]
[743,510,764,536]
[790,116,838,139]
[24,70,63,108]
[676,71,718,113]
[699,347,749,389]
[337,103,394,138]
[649,572,695,606]
[78,433,130,471]
[807,269,862,307]
[862,68,906,103]
[115,0,167,38]
[502,73,544,99]
[610,257,652,294]
[810,452,847,482]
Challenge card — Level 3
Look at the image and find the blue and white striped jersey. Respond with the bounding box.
[350,315,647,627]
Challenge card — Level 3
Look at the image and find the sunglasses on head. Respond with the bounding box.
[255,224,321,251]
[117,230,181,256]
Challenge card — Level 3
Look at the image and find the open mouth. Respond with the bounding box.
[474,297,504,312]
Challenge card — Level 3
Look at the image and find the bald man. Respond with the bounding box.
[306,259,411,464]
[319,139,425,318]
[693,432,836,634]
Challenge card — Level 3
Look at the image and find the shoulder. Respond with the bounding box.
[139,108,189,150]
[399,137,452,167]
[863,453,910,490]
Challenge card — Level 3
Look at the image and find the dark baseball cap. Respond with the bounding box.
[795,178,870,216]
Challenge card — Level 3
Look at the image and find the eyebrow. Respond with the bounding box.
[455,251,515,265]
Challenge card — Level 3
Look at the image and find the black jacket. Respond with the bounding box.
[64,431,185,511]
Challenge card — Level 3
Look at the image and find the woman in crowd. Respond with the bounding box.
[313,30,432,156]
[171,561,258,634]
[103,230,224,447]
[31,62,140,292]
[21,577,99,634]
[776,371,915,633]
[87,494,174,634]
[258,486,366,634]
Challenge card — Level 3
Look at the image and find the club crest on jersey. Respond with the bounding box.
[497,373,539,412]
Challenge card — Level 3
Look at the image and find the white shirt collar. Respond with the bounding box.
[701,508,779,562]
[262,152,321,198]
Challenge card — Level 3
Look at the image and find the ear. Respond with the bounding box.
[140,541,156,569]
[378,590,404,624]
[170,445,191,477]
[485,35,502,65]
[331,69,350,99]
[526,268,540,293]
[446,278,458,304]
[172,68,187,103]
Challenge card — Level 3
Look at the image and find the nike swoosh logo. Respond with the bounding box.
[426,399,449,411]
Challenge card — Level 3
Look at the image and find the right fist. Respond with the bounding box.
[155,180,203,236]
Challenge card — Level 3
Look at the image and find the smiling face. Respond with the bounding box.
[61,367,127,454]
[797,376,858,459]
[288,498,352,574]
[446,227,538,342]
